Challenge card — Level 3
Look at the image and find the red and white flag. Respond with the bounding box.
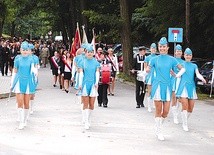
[70,23,81,57]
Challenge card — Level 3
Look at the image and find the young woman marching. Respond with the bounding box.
[147,37,185,140]
[175,48,206,131]
[107,48,119,96]
[11,41,36,129]
[144,43,157,112]
[50,51,62,88]
[62,51,72,93]
[171,44,184,124]
[78,44,100,130]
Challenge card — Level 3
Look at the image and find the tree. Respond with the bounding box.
[0,1,6,36]
[119,0,132,74]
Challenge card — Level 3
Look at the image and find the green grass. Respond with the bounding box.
[117,73,135,83]
[196,89,214,100]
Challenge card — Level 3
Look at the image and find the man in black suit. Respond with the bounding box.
[131,46,147,108]
[1,41,10,76]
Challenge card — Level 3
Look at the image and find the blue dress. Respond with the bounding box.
[79,57,100,96]
[149,54,179,101]
[12,55,36,94]
[176,62,198,99]
[171,58,184,92]
[144,53,157,85]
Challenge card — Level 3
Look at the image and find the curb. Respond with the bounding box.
[0,93,15,99]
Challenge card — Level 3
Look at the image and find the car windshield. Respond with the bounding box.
[201,62,212,70]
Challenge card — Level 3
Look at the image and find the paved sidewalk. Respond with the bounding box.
[0,68,213,155]
[0,75,13,99]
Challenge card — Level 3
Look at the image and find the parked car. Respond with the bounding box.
[112,44,152,72]
[191,58,208,68]
[196,61,214,93]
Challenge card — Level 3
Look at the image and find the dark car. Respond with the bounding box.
[191,58,208,68]
[112,44,151,72]
[196,61,214,93]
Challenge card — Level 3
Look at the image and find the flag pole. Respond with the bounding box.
[77,22,81,45]
[92,27,96,55]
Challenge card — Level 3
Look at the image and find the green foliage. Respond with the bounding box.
[1,0,213,59]
[117,72,135,83]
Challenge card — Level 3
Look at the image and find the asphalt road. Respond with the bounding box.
[0,67,213,155]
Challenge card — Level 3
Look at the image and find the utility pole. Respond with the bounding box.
[186,0,190,46]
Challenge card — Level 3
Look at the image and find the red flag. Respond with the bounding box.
[71,24,81,57]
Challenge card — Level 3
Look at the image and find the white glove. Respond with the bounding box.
[196,73,206,83]
[176,68,186,78]
[78,71,84,88]
[10,73,16,89]
[95,71,100,85]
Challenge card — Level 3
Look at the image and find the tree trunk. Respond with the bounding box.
[68,0,77,44]
[0,1,6,37]
[10,21,16,37]
[80,0,88,32]
[0,18,4,37]
[119,0,132,75]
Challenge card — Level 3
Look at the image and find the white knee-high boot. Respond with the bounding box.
[84,109,92,130]
[147,97,152,112]
[171,106,179,124]
[18,108,24,130]
[181,110,188,131]
[30,100,34,114]
[23,109,29,127]
[88,109,92,127]
[84,109,89,130]
[155,117,164,141]
[17,108,20,122]
[82,109,86,125]
[187,112,191,119]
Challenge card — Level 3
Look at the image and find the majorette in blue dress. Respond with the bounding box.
[79,57,100,96]
[12,55,36,94]
[176,61,198,99]
[149,54,179,101]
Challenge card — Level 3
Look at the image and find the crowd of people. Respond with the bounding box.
[1,35,208,141]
